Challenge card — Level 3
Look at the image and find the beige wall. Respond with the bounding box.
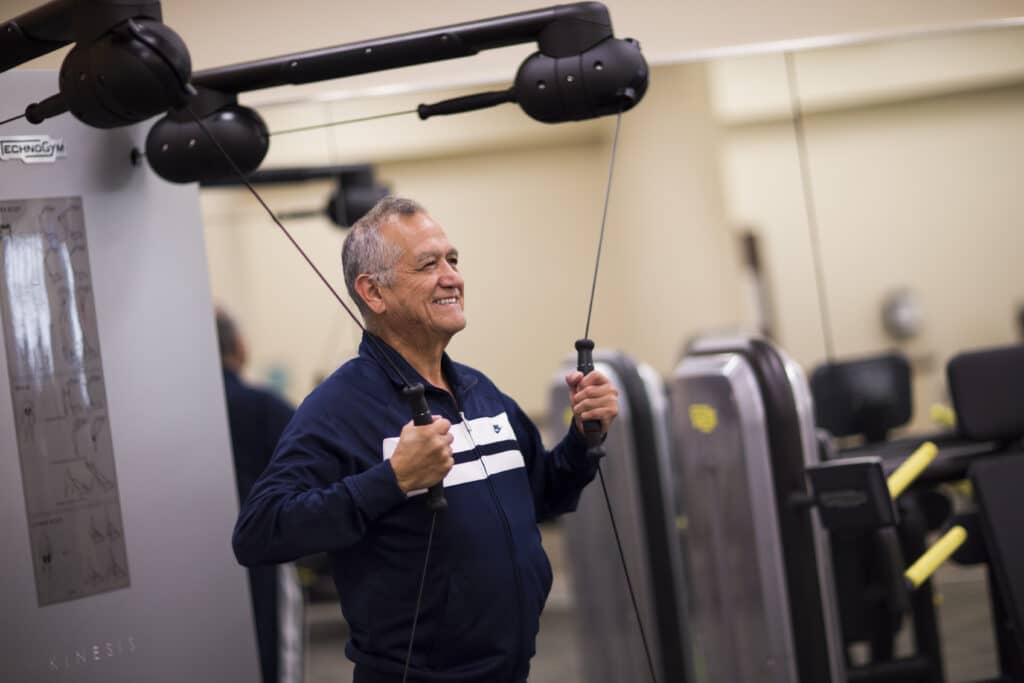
[601,62,744,373]
[710,27,1024,123]
[721,80,1024,430]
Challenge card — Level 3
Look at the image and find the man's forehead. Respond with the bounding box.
[382,212,456,254]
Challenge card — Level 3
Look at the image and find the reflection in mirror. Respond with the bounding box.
[712,25,1024,683]
[716,26,1024,433]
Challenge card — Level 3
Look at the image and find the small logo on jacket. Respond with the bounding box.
[0,135,67,164]
[493,424,501,434]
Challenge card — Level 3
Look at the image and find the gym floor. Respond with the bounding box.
[303,524,998,683]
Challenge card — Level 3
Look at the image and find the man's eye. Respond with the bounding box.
[419,260,436,271]
[447,257,459,268]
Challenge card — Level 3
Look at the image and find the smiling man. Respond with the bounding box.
[233,197,619,683]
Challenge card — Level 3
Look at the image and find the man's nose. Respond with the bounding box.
[438,262,463,287]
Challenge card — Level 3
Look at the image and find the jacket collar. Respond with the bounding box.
[358,331,477,396]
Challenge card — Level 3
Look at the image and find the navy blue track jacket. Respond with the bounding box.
[233,333,599,682]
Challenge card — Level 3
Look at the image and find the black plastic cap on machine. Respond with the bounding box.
[145,98,269,184]
[514,36,647,123]
[57,18,192,129]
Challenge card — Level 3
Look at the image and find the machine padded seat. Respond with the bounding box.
[970,454,1024,674]
[948,344,1024,443]
[810,353,912,443]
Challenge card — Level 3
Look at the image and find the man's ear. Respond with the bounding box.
[354,274,387,315]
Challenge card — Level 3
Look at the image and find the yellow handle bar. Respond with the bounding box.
[887,441,938,499]
[905,525,968,589]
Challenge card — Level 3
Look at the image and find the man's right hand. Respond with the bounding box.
[389,416,455,493]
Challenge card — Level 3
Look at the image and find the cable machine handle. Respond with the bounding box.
[574,338,605,458]
[402,383,448,511]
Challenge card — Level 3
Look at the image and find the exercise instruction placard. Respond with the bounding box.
[0,196,129,606]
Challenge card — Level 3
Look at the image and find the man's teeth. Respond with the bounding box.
[435,297,458,304]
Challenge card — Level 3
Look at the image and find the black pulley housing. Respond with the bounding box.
[514,36,647,123]
[145,103,269,184]
[60,18,191,128]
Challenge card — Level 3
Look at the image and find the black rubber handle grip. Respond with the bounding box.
[417,89,515,120]
[25,93,68,124]
[402,383,447,511]
[574,339,605,459]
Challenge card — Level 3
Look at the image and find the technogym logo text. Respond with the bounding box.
[0,135,67,164]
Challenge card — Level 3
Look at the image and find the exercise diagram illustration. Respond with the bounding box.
[32,504,128,605]
[2,196,130,606]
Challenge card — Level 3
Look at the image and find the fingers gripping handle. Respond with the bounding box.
[575,339,605,459]
[401,383,447,512]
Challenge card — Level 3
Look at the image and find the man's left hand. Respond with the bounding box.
[564,370,619,436]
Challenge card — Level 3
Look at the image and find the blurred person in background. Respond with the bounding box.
[217,308,303,683]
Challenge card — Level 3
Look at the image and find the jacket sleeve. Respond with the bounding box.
[232,408,408,567]
[502,394,599,523]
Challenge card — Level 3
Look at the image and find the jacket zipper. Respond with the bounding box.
[459,408,528,676]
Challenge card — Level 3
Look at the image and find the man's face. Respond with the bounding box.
[377,212,466,343]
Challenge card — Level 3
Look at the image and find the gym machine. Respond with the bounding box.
[803,442,967,682]
[670,336,845,683]
[548,350,694,683]
[669,338,1024,683]
[808,346,1024,682]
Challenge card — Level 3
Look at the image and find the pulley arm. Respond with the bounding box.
[1,2,646,181]
[2,0,191,129]
[0,0,163,72]
[191,2,613,94]
[145,2,645,183]
[0,0,75,71]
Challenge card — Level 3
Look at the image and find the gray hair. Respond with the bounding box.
[342,196,425,316]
